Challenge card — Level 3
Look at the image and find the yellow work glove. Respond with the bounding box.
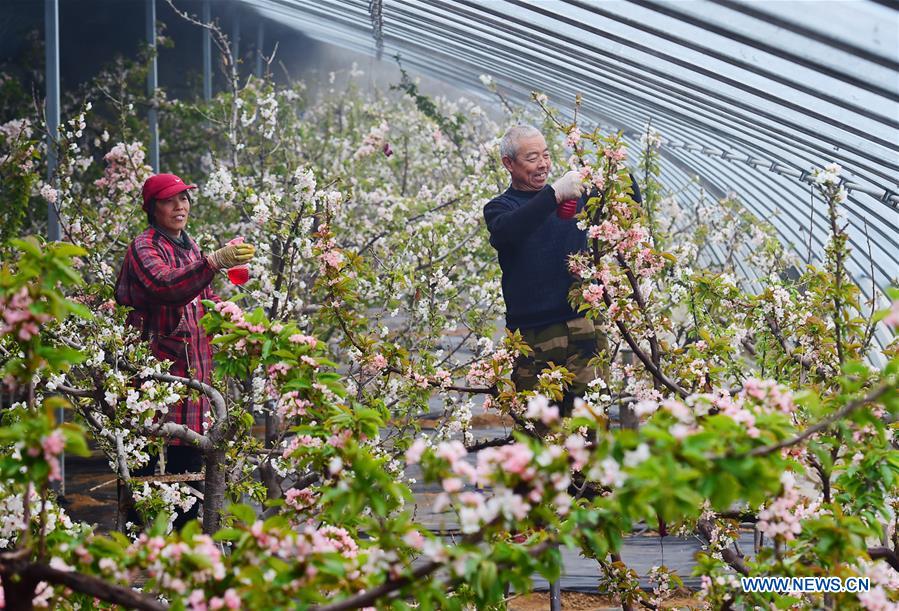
[207,243,255,270]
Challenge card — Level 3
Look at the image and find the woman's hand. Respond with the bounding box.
[207,243,256,270]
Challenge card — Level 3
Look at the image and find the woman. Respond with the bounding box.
[115,172,254,529]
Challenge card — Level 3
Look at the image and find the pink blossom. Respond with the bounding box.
[477,443,534,484]
[40,184,58,204]
[661,399,691,422]
[757,472,803,541]
[858,586,893,611]
[327,429,352,448]
[222,589,240,609]
[311,525,358,558]
[594,457,625,488]
[596,220,623,243]
[442,477,464,493]
[582,284,604,306]
[635,248,663,277]
[363,353,388,375]
[320,250,344,269]
[278,391,312,419]
[94,142,152,201]
[187,589,208,611]
[289,334,318,347]
[884,301,899,328]
[565,127,581,148]
[285,488,316,511]
[403,530,425,550]
[451,459,477,482]
[17,321,39,341]
[214,301,245,322]
[565,434,590,471]
[267,362,291,378]
[603,147,626,163]
[42,430,65,457]
[524,395,559,425]
[436,440,468,464]
[466,360,496,386]
[0,287,52,341]
[568,259,586,277]
[406,438,427,465]
[432,368,452,387]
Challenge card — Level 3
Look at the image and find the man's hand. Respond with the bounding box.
[207,243,256,270]
[551,170,586,204]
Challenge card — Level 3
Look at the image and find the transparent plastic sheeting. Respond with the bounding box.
[242,1,898,309]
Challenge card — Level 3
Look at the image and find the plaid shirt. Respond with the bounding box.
[115,227,220,441]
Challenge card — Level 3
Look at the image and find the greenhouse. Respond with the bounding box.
[0,0,897,609]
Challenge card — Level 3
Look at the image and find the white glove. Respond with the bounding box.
[551,170,585,204]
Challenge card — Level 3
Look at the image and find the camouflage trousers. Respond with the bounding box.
[511,316,609,416]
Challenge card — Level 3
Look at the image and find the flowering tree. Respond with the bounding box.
[0,20,898,609]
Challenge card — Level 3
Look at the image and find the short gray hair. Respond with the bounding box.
[499,124,542,160]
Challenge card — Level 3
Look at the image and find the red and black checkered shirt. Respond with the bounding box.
[115,227,220,441]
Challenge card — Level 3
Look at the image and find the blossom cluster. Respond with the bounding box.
[0,287,51,341]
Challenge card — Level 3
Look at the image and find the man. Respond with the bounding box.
[484,125,639,415]
[115,172,255,529]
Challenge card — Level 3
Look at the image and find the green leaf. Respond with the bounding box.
[213,527,245,542]
[227,503,257,525]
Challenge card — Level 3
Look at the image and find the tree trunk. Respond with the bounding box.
[1,570,36,611]
[116,480,131,532]
[203,449,226,534]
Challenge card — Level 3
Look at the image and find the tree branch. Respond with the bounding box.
[868,546,899,573]
[697,518,749,576]
[466,434,513,452]
[0,555,167,611]
[309,539,554,611]
[746,381,893,458]
[616,252,661,368]
[143,371,227,428]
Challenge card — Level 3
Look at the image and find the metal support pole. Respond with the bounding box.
[45,0,60,243]
[202,0,212,101]
[549,579,561,610]
[255,20,265,77]
[231,6,241,72]
[146,0,159,172]
[45,0,64,497]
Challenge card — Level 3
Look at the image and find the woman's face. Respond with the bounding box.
[154,191,191,236]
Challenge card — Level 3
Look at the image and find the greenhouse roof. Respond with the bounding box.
[243,1,897,294]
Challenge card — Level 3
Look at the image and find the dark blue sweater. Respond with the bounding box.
[484,179,642,331]
[484,185,587,331]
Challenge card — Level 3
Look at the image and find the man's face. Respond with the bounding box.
[502,134,551,191]
[154,191,191,236]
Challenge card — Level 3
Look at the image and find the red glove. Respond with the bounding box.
[557,200,578,219]
[225,236,249,285]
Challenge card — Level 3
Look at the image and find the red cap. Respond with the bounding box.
[141,173,197,212]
